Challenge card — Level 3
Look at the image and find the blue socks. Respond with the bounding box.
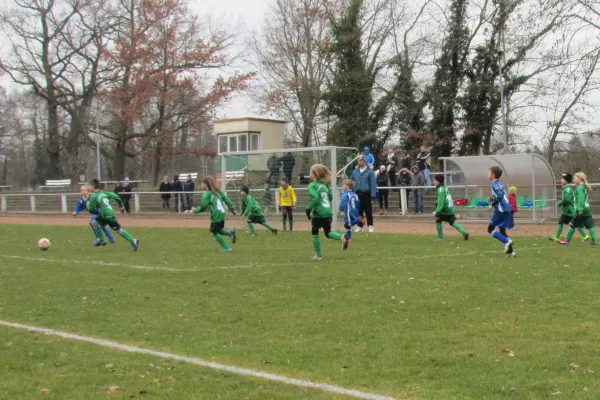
[492,230,509,244]
[346,230,352,240]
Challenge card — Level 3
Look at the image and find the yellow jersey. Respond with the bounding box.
[278,185,297,207]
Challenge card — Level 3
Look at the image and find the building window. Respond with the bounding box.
[218,133,259,154]
[238,135,247,152]
[219,136,228,154]
[229,136,237,152]
[250,134,259,151]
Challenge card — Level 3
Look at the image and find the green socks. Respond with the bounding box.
[327,231,342,241]
[436,223,443,239]
[566,228,575,243]
[247,222,257,235]
[555,224,564,238]
[262,222,276,232]
[282,219,287,229]
[589,227,597,243]
[578,227,587,237]
[214,233,230,250]
[219,229,230,236]
[94,226,105,241]
[452,222,466,235]
[312,235,321,256]
[117,228,135,245]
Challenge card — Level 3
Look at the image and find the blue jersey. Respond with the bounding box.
[491,180,510,213]
[74,196,99,216]
[339,190,360,224]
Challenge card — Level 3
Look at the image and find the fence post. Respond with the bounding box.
[1,195,6,212]
[134,193,140,213]
[400,188,407,216]
[61,194,67,213]
[30,195,36,212]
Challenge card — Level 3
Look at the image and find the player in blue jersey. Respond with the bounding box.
[339,179,364,250]
[72,184,115,245]
[487,167,515,257]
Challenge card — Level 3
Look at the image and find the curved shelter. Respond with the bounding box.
[441,154,557,221]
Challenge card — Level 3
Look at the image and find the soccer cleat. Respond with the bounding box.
[251,234,257,237]
[557,239,568,245]
[504,239,513,254]
[230,228,236,244]
[272,229,278,235]
[463,232,469,241]
[548,236,558,241]
[132,239,139,252]
[582,235,590,242]
[283,227,287,231]
[92,239,106,247]
[590,241,598,246]
[437,237,444,241]
[221,248,233,253]
[109,240,115,244]
[506,251,517,258]
[368,226,374,233]
[311,255,323,261]
[342,233,349,250]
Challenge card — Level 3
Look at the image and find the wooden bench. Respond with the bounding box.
[178,173,198,181]
[40,179,71,188]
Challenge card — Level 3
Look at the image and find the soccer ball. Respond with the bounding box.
[37,238,51,250]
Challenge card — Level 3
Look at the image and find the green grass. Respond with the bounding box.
[0,223,599,399]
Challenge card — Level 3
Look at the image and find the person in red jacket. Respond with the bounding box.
[507,186,518,230]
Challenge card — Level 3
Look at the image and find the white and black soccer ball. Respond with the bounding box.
[37,238,51,251]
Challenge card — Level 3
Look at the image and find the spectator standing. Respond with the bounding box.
[376,165,389,215]
[183,174,195,212]
[172,175,183,212]
[363,147,375,169]
[401,152,411,170]
[114,182,125,212]
[280,152,296,183]
[266,153,282,187]
[397,167,413,213]
[385,149,398,189]
[416,145,432,187]
[159,176,171,210]
[351,156,376,232]
[122,177,132,214]
[411,165,426,214]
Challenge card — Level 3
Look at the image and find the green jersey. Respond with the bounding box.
[87,191,123,219]
[306,182,333,219]
[241,194,263,217]
[193,190,235,223]
[557,184,575,217]
[575,184,592,216]
[435,185,455,215]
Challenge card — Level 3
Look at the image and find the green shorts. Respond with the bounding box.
[435,213,456,225]
[570,215,595,229]
[558,214,573,225]
[247,215,266,225]
[209,221,225,234]
[97,216,121,231]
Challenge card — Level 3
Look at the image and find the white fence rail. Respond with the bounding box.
[0,184,568,222]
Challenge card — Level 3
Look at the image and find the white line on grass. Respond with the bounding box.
[0,320,396,400]
[0,245,557,273]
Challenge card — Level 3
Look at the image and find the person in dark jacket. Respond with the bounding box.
[280,152,295,183]
[351,156,376,232]
[416,145,432,187]
[397,168,413,214]
[385,149,399,190]
[172,175,183,212]
[159,176,171,210]
[122,177,132,213]
[401,152,411,170]
[376,165,390,215]
[183,174,195,212]
[411,166,426,214]
[266,153,282,187]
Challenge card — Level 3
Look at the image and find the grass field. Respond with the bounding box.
[1,223,599,399]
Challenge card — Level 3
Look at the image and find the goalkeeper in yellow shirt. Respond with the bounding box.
[278,177,297,231]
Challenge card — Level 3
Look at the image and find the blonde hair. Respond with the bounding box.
[310,164,332,182]
[509,186,517,194]
[575,172,592,191]
[202,176,221,195]
[343,179,354,190]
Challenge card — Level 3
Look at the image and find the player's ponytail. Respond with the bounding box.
[310,164,332,183]
[202,176,221,195]
[575,172,592,191]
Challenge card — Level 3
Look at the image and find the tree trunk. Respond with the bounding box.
[46,101,61,179]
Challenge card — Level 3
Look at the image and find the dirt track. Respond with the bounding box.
[0,214,558,237]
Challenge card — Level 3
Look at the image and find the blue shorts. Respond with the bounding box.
[489,212,511,229]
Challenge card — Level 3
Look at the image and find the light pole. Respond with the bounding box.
[96,100,101,180]
[498,50,509,154]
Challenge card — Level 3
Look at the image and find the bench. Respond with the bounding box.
[40,179,71,188]
[178,173,198,181]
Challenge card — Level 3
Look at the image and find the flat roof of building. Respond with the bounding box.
[214,117,288,124]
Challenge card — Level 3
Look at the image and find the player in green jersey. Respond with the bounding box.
[239,186,277,236]
[558,172,598,246]
[433,174,469,241]
[306,164,343,260]
[550,173,588,242]
[193,176,237,252]
[87,179,139,251]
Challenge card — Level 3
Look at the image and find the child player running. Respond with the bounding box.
[433,174,469,241]
[73,184,115,245]
[558,172,598,246]
[339,179,364,249]
[278,177,296,231]
[240,186,278,236]
[87,179,139,251]
[487,167,515,257]
[306,164,343,260]
[193,176,237,252]
[550,173,589,242]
